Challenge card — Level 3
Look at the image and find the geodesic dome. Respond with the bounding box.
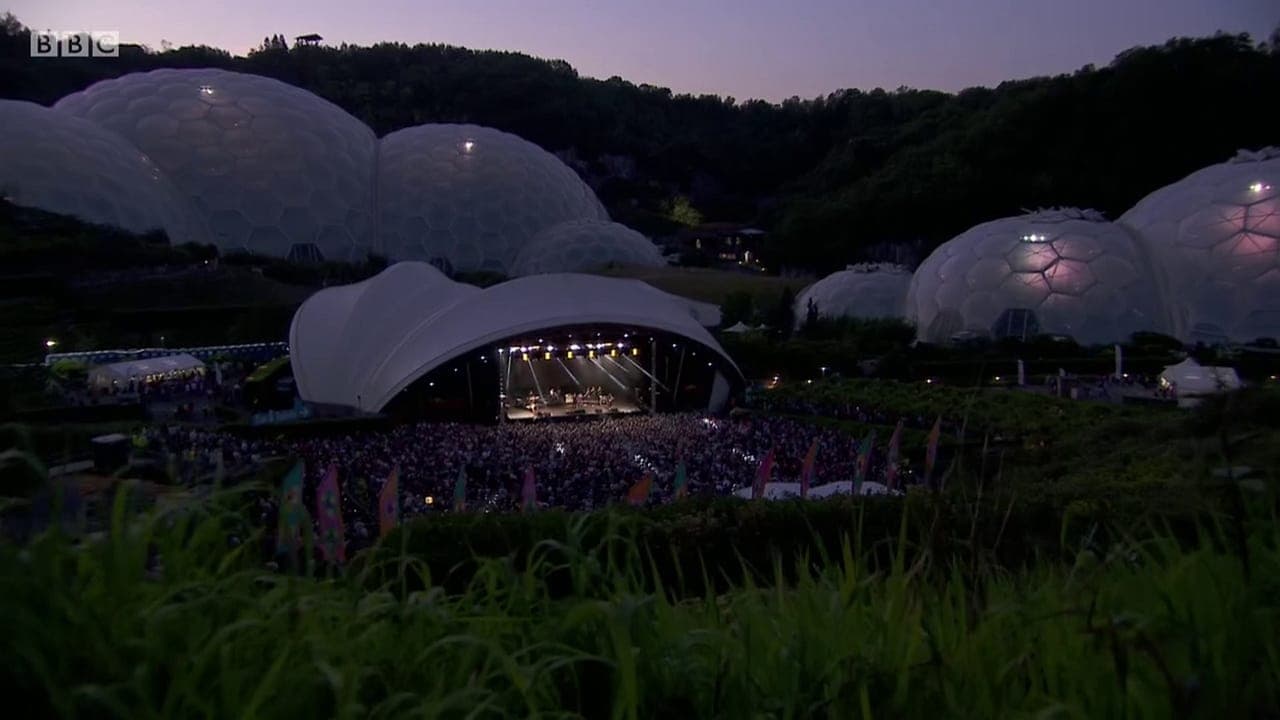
[376,124,608,274]
[1119,148,1280,344]
[794,263,911,326]
[905,208,1171,345]
[0,100,201,243]
[53,69,377,262]
[510,219,665,276]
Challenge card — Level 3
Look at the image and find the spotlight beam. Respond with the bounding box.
[525,357,546,402]
[590,358,629,390]
[555,358,583,388]
[619,354,669,391]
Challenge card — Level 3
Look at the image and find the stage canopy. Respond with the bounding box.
[1159,358,1241,396]
[88,353,205,388]
[290,262,741,413]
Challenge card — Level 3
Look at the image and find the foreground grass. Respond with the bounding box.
[3,486,1278,718]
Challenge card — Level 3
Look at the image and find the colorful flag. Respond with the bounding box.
[627,473,653,506]
[213,448,225,485]
[884,420,904,490]
[453,465,467,512]
[521,466,537,512]
[277,460,306,555]
[925,416,942,487]
[799,439,818,499]
[378,467,399,538]
[316,465,345,564]
[853,430,877,493]
[673,460,689,500]
[752,448,775,499]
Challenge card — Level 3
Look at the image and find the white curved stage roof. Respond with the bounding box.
[290,262,740,412]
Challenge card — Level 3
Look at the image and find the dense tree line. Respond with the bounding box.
[2,14,1277,272]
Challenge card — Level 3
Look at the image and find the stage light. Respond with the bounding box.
[44,339,57,349]
[425,495,436,505]
[546,345,555,351]
[707,362,712,367]
[544,352,552,361]
[570,344,580,350]
[428,381,435,387]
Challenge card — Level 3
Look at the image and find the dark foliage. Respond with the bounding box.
[1,17,1276,273]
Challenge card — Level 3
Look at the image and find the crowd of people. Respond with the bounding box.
[143,412,928,551]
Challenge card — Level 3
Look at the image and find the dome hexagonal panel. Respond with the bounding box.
[376,124,608,274]
[905,208,1170,345]
[0,99,200,243]
[510,219,665,276]
[53,69,376,262]
[1120,147,1280,342]
[794,263,912,326]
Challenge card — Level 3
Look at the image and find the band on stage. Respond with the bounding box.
[514,386,615,417]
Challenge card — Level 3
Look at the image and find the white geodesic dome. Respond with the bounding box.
[905,208,1171,345]
[376,123,609,274]
[509,219,665,276]
[0,100,201,243]
[53,68,377,262]
[1119,148,1280,344]
[794,263,912,325]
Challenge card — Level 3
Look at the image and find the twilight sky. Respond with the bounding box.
[9,0,1276,101]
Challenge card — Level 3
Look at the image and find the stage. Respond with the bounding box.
[505,398,644,421]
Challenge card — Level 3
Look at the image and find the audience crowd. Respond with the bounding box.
[142,412,925,552]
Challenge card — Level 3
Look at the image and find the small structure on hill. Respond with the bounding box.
[1159,358,1241,407]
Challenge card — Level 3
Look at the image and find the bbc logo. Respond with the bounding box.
[30,31,120,58]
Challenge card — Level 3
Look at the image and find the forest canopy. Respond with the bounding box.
[2,14,1277,273]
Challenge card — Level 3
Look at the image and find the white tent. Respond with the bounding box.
[1159,358,1241,397]
[88,353,205,389]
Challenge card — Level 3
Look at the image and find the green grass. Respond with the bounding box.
[3,481,1277,718]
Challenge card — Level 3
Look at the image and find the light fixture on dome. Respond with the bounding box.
[199,85,214,96]
[1020,233,1048,243]
[462,140,475,153]
[1250,182,1272,194]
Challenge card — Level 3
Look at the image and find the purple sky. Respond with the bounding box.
[10,0,1277,101]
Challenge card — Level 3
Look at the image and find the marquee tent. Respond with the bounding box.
[1158,358,1241,398]
[88,353,205,389]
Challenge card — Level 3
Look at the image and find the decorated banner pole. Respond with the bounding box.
[885,420,904,491]
[924,416,942,489]
[521,466,537,512]
[277,460,307,558]
[752,448,776,500]
[673,460,689,500]
[627,472,653,506]
[453,465,468,512]
[799,439,818,499]
[853,430,876,495]
[316,464,346,564]
[378,466,399,538]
